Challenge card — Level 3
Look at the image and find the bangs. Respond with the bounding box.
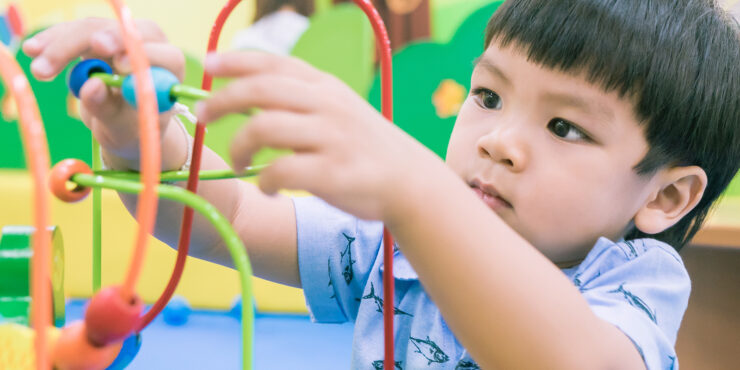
[484,0,683,100]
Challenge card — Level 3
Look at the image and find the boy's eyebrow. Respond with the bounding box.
[541,91,615,124]
[473,56,511,86]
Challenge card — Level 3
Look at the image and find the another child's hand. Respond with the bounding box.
[22,18,185,169]
[197,52,442,221]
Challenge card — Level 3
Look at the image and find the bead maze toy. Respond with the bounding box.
[1,0,400,369]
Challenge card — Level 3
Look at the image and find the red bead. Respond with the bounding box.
[49,159,92,203]
[52,321,122,370]
[84,286,143,346]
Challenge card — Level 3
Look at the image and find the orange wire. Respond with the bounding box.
[108,0,161,301]
[0,45,52,370]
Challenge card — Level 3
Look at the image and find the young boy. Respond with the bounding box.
[23,0,740,368]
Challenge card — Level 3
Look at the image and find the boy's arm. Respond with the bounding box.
[385,160,646,370]
[197,51,648,369]
[111,120,300,287]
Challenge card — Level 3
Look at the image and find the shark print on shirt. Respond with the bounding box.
[623,240,639,259]
[327,259,336,299]
[356,282,413,317]
[372,360,403,370]
[455,360,480,369]
[609,283,657,324]
[409,335,450,365]
[340,233,356,285]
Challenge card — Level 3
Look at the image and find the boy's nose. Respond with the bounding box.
[476,126,528,172]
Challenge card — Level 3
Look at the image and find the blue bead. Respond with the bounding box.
[228,296,257,321]
[228,296,242,320]
[67,59,113,98]
[121,67,179,113]
[106,333,142,370]
[162,295,191,326]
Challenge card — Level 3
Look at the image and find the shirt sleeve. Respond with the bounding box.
[573,237,690,370]
[292,196,384,323]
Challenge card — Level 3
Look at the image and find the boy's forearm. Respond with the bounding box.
[384,161,644,369]
[111,118,241,265]
[110,118,301,287]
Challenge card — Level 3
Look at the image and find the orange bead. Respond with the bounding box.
[49,159,92,203]
[51,321,122,370]
[85,286,143,346]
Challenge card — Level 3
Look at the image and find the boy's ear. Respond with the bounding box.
[633,166,708,234]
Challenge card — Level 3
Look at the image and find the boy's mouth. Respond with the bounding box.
[470,180,513,210]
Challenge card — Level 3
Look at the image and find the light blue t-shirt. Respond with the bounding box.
[294,196,690,370]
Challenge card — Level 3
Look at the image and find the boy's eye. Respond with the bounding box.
[472,87,502,110]
[547,118,591,142]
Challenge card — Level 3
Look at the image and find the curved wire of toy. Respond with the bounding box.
[72,172,255,368]
[346,2,396,368]
[107,0,162,303]
[59,0,392,368]
[135,0,243,333]
[0,43,53,370]
[99,165,267,181]
[143,1,397,367]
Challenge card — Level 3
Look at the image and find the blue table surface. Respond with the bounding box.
[65,299,354,369]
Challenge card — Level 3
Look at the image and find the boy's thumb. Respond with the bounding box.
[78,77,126,121]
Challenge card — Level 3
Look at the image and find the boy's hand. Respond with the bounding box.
[22,18,185,170]
[197,51,442,221]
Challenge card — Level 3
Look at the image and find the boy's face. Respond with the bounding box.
[446,42,657,264]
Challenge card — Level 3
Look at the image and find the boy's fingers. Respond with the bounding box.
[229,111,318,171]
[110,42,186,81]
[205,51,326,83]
[79,78,129,123]
[21,36,48,57]
[22,18,102,57]
[27,18,168,80]
[197,75,318,123]
[256,154,324,196]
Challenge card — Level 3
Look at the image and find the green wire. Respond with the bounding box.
[71,173,254,370]
[94,165,267,182]
[91,140,102,293]
[91,72,210,101]
[171,84,210,101]
[91,72,123,88]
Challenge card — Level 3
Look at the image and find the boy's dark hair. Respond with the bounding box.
[255,0,314,21]
[484,0,740,250]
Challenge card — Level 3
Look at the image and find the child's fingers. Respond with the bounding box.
[229,111,319,172]
[110,42,186,81]
[78,78,128,122]
[196,75,318,123]
[205,51,327,83]
[21,18,101,57]
[256,154,325,196]
[26,18,167,81]
[21,34,50,57]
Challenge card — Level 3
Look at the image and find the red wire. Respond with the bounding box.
[138,4,396,370]
[350,2,395,369]
[137,0,243,331]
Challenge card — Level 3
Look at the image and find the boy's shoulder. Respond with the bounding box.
[565,238,691,370]
[593,237,682,265]
[564,237,689,291]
